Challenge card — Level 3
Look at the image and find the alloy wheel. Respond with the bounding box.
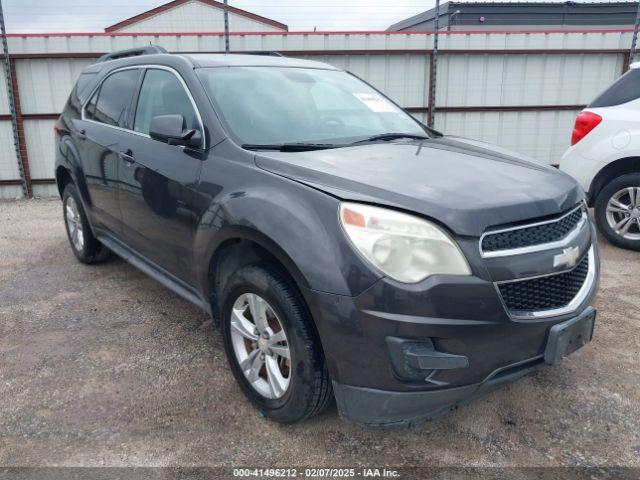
[230,293,291,399]
[65,196,85,252]
[606,187,640,241]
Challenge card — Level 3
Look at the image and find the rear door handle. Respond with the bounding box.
[119,150,135,165]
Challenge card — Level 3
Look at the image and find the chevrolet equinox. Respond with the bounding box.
[55,47,600,426]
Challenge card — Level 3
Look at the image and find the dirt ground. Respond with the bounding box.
[0,198,639,469]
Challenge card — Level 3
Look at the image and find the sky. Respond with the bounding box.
[2,0,636,33]
[3,0,438,32]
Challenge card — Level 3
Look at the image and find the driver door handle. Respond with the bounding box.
[119,149,135,165]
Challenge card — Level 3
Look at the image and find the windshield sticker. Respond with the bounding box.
[353,92,397,112]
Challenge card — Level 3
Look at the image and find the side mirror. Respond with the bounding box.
[149,114,202,147]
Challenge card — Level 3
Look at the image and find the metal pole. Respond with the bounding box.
[0,0,28,198]
[223,0,230,53]
[630,2,640,68]
[428,0,440,127]
[447,9,459,31]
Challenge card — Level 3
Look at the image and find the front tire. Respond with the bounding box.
[220,264,332,424]
[62,184,111,263]
[594,173,640,251]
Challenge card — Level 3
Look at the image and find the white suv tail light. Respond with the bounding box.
[571,111,602,146]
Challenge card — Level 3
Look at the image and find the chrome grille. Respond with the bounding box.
[497,253,590,315]
[481,205,585,255]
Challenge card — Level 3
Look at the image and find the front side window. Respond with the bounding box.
[196,67,426,146]
[134,69,198,135]
[85,69,139,127]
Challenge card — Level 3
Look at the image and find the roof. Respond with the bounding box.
[105,0,288,32]
[181,53,338,69]
[82,53,338,74]
[388,1,639,30]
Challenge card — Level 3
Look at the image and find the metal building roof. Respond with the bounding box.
[388,1,639,31]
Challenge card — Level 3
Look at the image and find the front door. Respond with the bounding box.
[117,67,203,280]
[74,68,141,234]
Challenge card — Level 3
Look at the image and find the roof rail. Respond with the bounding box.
[239,51,284,57]
[97,45,168,63]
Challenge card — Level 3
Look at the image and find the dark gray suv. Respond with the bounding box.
[55,46,599,426]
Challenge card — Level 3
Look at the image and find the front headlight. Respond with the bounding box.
[339,202,471,283]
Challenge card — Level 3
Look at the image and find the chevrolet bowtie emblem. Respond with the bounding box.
[553,246,580,269]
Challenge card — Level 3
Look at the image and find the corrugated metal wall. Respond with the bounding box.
[0,29,633,198]
[435,53,623,107]
[16,58,94,113]
[435,110,581,162]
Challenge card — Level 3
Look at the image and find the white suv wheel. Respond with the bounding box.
[605,187,640,240]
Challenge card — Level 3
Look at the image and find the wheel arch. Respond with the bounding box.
[55,165,73,198]
[55,136,93,206]
[588,156,640,206]
[205,226,312,325]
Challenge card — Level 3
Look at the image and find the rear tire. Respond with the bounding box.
[220,263,332,424]
[62,183,112,264]
[594,173,640,251]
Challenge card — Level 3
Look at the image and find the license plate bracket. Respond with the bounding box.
[544,307,596,365]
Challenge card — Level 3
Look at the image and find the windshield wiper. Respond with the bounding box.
[243,133,432,151]
[349,133,430,145]
[242,143,339,152]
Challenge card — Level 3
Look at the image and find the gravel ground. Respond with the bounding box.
[0,198,639,469]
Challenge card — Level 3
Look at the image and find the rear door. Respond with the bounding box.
[74,68,141,234]
[117,67,204,279]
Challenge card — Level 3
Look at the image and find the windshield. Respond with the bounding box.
[196,66,427,146]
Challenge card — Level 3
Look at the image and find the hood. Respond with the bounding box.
[254,136,583,237]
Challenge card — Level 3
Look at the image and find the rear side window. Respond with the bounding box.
[75,72,97,99]
[589,69,640,108]
[85,69,139,127]
[133,69,198,135]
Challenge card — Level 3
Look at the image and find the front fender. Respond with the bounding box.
[202,223,313,291]
[193,176,382,298]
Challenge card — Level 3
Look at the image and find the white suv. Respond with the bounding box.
[560,63,640,251]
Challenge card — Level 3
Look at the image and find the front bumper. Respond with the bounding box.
[332,307,596,427]
[301,235,600,426]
